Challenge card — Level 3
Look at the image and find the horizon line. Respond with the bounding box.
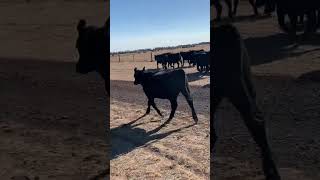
[110,41,210,54]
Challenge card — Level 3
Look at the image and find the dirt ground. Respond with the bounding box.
[110,68,210,179]
[0,1,109,180]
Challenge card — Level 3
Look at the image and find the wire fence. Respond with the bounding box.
[110,44,210,63]
[110,51,154,62]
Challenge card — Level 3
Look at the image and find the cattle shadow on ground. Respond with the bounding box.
[187,71,210,83]
[213,14,271,25]
[245,33,320,66]
[111,115,194,160]
[297,70,320,82]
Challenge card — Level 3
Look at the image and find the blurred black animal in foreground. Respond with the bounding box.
[134,68,198,125]
[75,18,110,95]
[211,23,281,180]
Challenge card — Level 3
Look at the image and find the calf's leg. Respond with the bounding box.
[305,10,317,34]
[145,99,152,114]
[233,0,239,15]
[228,86,281,180]
[213,0,223,21]
[225,0,233,19]
[181,87,198,123]
[288,13,298,40]
[160,99,178,127]
[248,0,259,16]
[151,101,163,117]
[211,96,222,153]
[169,99,178,120]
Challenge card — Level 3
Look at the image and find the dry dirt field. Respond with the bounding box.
[0,1,109,180]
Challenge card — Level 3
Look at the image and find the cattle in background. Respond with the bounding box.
[211,23,281,180]
[193,51,210,73]
[155,53,169,69]
[210,0,272,21]
[180,49,205,67]
[133,67,198,125]
[180,51,192,67]
[75,18,109,95]
[275,0,320,39]
[167,53,183,68]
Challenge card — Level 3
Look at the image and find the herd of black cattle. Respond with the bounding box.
[213,0,320,39]
[154,50,210,72]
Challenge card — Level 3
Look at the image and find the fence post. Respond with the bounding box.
[150,51,153,62]
[118,54,120,62]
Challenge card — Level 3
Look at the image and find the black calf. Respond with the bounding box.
[134,68,198,125]
[76,18,109,95]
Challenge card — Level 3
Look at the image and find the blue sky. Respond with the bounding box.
[110,0,210,52]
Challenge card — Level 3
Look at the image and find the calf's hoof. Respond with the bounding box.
[193,115,198,124]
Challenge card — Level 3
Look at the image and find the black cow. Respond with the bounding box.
[76,18,109,95]
[211,24,281,180]
[193,51,210,73]
[275,0,320,39]
[212,0,263,21]
[180,51,192,67]
[180,50,205,67]
[167,53,182,68]
[155,53,169,69]
[134,67,198,125]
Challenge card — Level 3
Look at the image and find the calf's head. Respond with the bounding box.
[75,19,109,74]
[212,23,241,49]
[133,67,145,85]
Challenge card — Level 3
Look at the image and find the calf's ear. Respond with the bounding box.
[77,19,86,32]
[134,67,137,72]
[142,67,145,71]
